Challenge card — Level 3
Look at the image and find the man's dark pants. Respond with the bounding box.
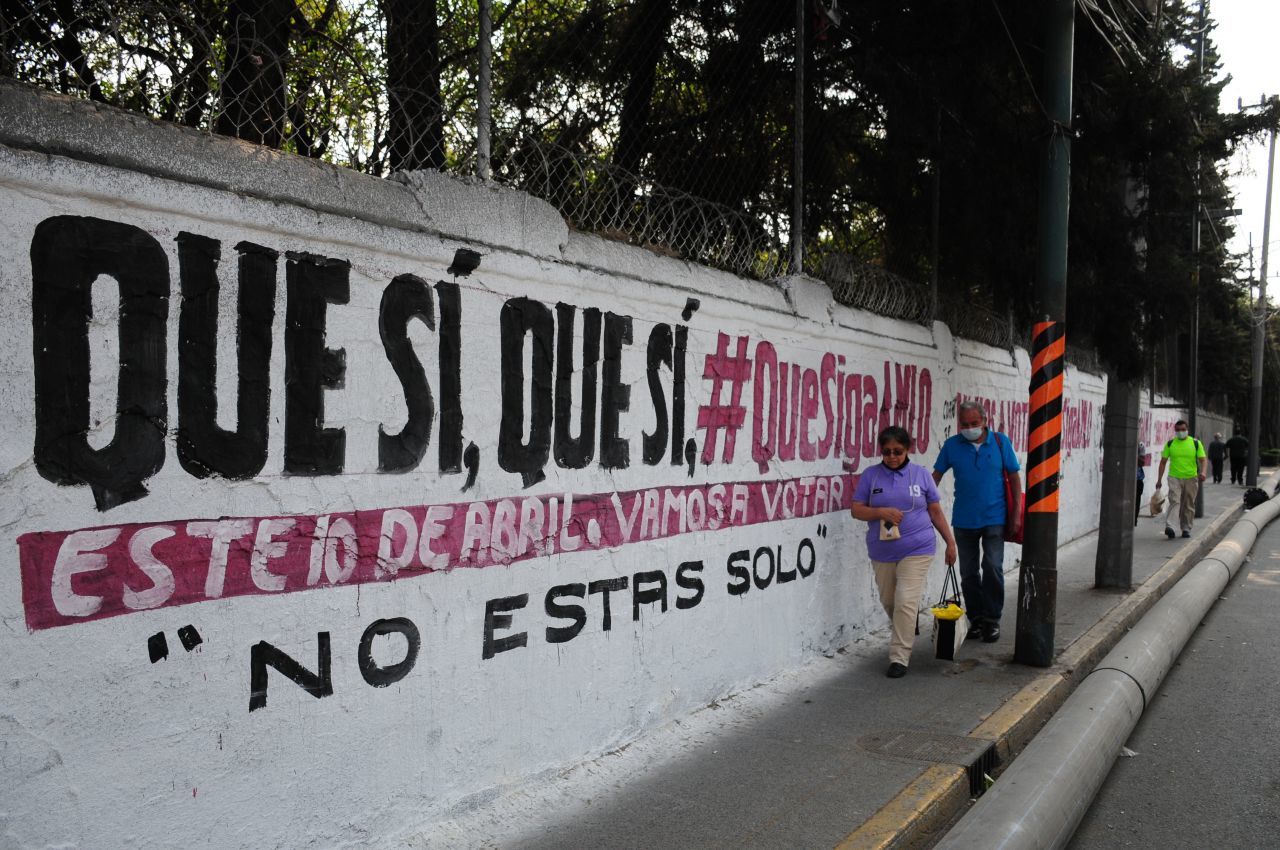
[954,525,1005,626]
[1211,458,1224,483]
[1230,457,1246,484]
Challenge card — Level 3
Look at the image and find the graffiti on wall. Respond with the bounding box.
[16,214,948,708]
[952,393,1096,457]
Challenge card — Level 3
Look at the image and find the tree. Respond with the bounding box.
[383,0,444,172]
[217,0,294,147]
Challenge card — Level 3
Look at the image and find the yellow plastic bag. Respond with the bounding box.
[931,602,965,621]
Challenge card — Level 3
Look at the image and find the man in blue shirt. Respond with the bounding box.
[932,401,1022,643]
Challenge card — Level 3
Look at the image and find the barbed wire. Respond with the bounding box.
[492,137,788,279]
[943,297,1024,351]
[822,256,933,324]
[1064,344,1104,376]
[820,256,1028,351]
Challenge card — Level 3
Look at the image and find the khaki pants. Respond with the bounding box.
[872,554,934,667]
[1164,476,1199,534]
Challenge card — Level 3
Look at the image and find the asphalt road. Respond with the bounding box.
[1068,499,1280,849]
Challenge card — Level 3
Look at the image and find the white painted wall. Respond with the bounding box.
[0,88,1134,849]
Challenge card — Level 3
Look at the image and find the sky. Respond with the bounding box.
[1211,0,1280,287]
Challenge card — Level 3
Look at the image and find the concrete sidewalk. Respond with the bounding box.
[418,481,1253,850]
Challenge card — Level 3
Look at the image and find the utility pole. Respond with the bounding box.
[1189,0,1206,518]
[1015,0,1073,668]
[1248,101,1276,486]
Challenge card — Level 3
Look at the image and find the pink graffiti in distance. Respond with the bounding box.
[18,474,854,631]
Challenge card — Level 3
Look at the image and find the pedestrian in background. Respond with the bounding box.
[1226,431,1249,485]
[1208,432,1226,484]
[1155,420,1207,539]
[932,401,1021,644]
[1135,440,1146,526]
[851,426,958,679]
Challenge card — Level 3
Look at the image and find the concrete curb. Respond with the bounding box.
[833,764,969,850]
[938,495,1280,849]
[835,495,1248,849]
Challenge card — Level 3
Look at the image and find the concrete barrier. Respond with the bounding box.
[937,497,1280,849]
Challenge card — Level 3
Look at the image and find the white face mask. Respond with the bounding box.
[960,427,984,442]
[1175,430,1189,440]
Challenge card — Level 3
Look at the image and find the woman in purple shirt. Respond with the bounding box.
[851,426,958,678]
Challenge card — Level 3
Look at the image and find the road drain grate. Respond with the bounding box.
[859,730,1000,796]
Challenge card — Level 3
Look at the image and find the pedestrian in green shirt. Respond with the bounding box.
[1155,420,1207,539]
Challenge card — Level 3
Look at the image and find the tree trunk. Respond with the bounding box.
[217,0,293,147]
[1095,376,1141,588]
[612,0,675,176]
[384,0,444,172]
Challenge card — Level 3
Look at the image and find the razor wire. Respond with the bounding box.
[1065,343,1104,376]
[822,255,934,325]
[941,296,1023,351]
[493,137,788,278]
[820,256,1022,350]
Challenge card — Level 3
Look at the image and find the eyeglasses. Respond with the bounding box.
[880,447,907,456]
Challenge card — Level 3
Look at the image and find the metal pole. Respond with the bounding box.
[1191,226,1202,517]
[791,0,804,275]
[477,0,493,180]
[1248,114,1276,486]
[1190,0,1205,517]
[1015,0,1073,668]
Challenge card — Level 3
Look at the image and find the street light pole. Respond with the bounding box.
[1190,0,1205,518]
[1191,203,1202,516]
[1248,107,1276,486]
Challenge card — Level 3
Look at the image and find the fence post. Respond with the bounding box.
[791,0,804,274]
[477,0,492,180]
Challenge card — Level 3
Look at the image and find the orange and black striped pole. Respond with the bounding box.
[1015,0,1073,668]
[1016,321,1065,665]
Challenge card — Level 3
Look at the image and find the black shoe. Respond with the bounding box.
[966,624,984,640]
[1182,531,1191,538]
[981,623,1001,643]
[1164,527,1176,539]
[886,662,908,678]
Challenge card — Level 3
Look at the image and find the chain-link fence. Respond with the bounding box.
[1,0,485,174]
[1065,344,1104,376]
[1,0,797,272]
[822,254,1026,351]
[494,137,788,278]
[0,0,1080,359]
